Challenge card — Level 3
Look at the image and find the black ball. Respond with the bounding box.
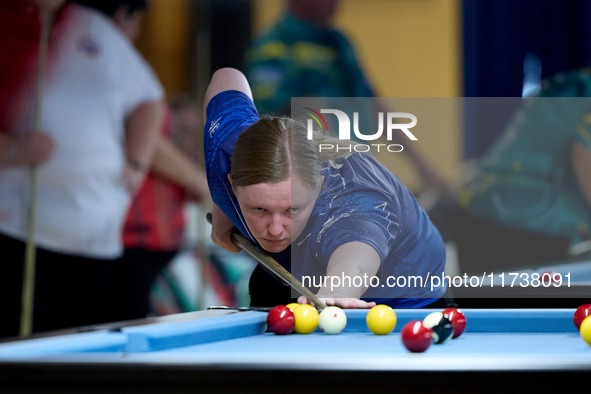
[422,312,454,344]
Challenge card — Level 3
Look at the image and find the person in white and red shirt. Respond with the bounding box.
[0,0,164,337]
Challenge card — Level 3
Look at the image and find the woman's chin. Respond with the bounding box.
[259,238,290,253]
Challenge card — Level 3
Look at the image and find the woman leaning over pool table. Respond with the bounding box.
[203,68,447,309]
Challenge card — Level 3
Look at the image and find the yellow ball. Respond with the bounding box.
[581,315,591,345]
[293,304,319,334]
[286,303,301,312]
[366,304,397,335]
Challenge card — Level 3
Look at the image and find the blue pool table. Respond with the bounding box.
[0,308,590,393]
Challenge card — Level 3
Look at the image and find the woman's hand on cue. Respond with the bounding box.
[9,132,55,166]
[297,295,376,309]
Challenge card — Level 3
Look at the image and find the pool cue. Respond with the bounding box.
[206,213,326,309]
[207,306,272,312]
[196,206,210,310]
[20,10,51,337]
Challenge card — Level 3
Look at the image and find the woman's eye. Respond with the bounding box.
[289,208,300,214]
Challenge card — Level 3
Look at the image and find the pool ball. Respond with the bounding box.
[574,304,591,331]
[422,312,454,344]
[541,271,560,285]
[366,305,397,335]
[286,303,301,312]
[266,305,295,335]
[581,316,591,346]
[293,304,319,334]
[401,320,433,353]
[318,306,347,334]
[442,307,467,338]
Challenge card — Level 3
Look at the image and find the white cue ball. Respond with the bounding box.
[318,306,347,334]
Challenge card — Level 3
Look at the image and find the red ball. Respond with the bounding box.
[541,271,560,285]
[267,305,295,335]
[443,307,467,338]
[401,320,432,353]
[574,304,591,331]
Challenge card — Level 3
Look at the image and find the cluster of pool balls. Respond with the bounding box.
[575,304,591,345]
[266,303,467,353]
[399,307,467,352]
[266,303,347,335]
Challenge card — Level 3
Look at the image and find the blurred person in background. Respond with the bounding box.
[244,0,370,114]
[0,0,164,337]
[63,0,212,324]
[456,69,591,274]
[243,0,450,195]
[105,97,211,323]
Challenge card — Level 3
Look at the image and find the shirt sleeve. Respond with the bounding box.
[118,42,164,118]
[203,90,259,239]
[133,59,164,104]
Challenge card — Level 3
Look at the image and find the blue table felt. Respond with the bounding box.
[0,308,589,371]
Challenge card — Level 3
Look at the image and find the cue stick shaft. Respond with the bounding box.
[206,213,326,309]
[196,206,210,310]
[20,10,51,337]
[231,232,326,309]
